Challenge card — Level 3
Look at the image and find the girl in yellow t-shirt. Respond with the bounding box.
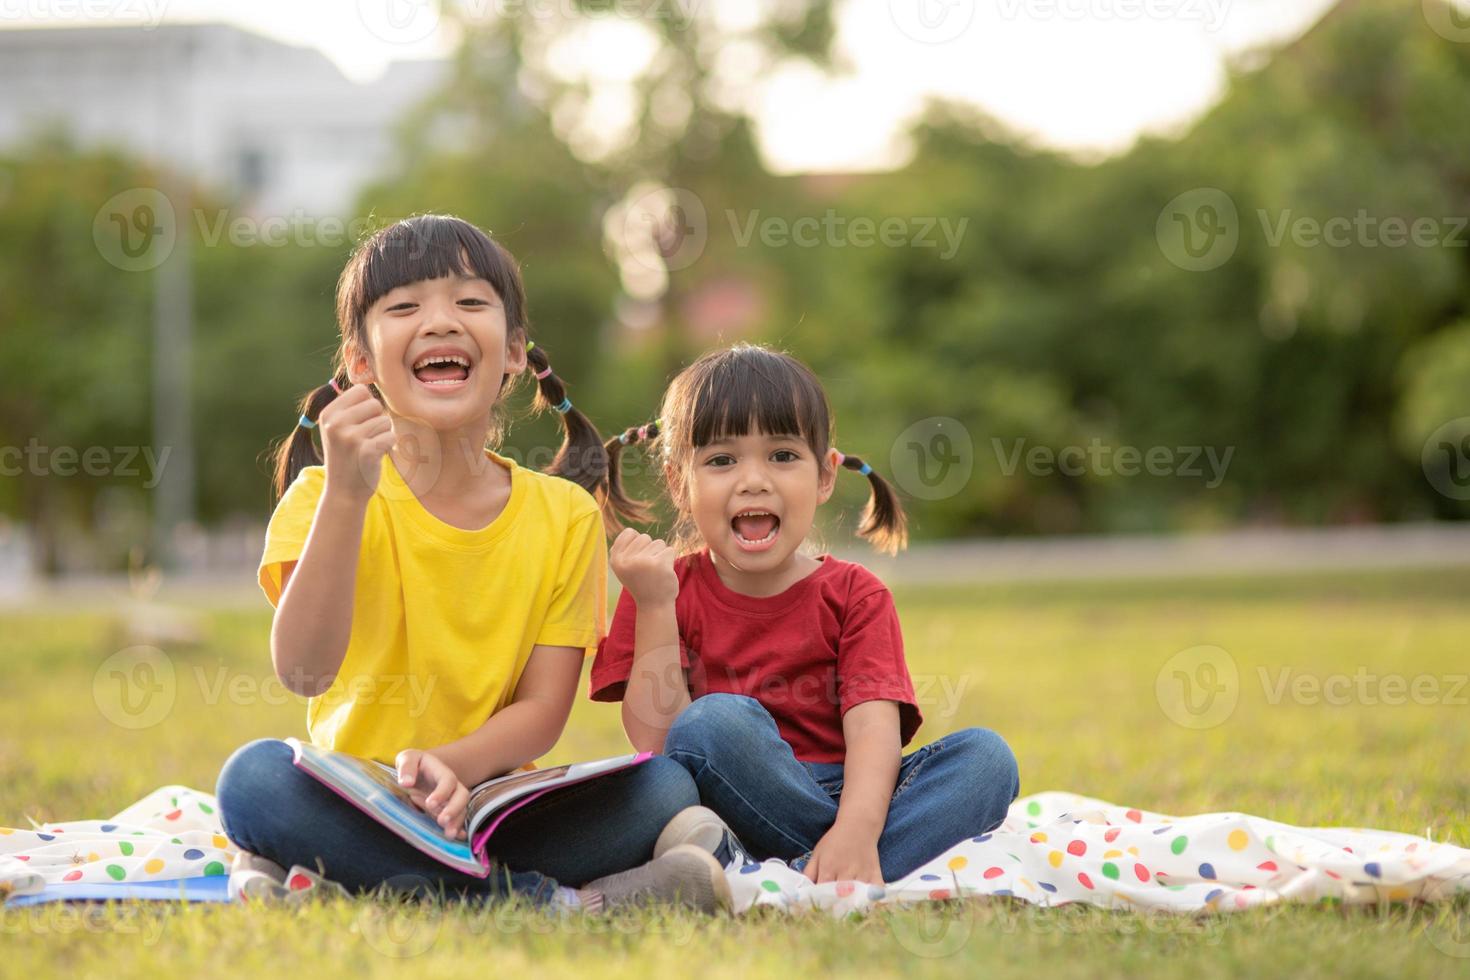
[215,215,727,913]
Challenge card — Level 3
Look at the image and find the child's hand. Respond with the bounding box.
[395,749,469,840]
[610,528,680,607]
[319,383,397,502]
[804,822,883,885]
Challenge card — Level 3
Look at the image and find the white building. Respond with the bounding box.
[0,23,447,216]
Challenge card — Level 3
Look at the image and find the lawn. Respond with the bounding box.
[3,566,1469,978]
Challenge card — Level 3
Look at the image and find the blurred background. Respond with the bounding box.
[1,0,1468,591]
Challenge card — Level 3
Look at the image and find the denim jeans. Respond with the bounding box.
[663,693,1020,882]
[215,738,700,904]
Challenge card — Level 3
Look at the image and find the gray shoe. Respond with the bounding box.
[582,844,732,913]
[655,805,753,869]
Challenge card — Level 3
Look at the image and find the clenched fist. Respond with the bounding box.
[318,384,397,502]
[610,528,679,607]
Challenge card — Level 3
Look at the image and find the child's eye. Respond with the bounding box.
[772,449,800,463]
[386,302,417,313]
[705,454,734,467]
[459,298,489,306]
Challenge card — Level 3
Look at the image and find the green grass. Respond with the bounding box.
[4,566,1470,978]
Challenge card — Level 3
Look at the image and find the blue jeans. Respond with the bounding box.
[215,738,700,904]
[663,694,1020,882]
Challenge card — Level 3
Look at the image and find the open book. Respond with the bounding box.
[287,738,651,877]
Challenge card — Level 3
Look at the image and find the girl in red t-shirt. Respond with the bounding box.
[590,344,1020,885]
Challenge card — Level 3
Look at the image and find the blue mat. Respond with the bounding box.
[6,876,232,905]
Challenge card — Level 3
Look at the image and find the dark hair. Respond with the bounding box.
[270,214,633,522]
[606,344,908,554]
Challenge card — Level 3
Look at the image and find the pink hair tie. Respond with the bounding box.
[833,451,846,465]
[637,425,649,440]
[534,366,553,380]
[328,378,342,394]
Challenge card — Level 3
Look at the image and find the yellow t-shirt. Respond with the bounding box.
[258,448,607,765]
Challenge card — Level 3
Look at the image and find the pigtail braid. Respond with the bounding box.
[525,341,625,522]
[271,372,349,502]
[603,419,662,525]
[837,452,909,555]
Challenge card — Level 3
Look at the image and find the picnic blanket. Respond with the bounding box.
[4,786,1468,915]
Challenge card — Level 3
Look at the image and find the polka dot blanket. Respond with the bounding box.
[4,787,1467,914]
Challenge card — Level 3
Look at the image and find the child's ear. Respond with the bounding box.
[818,448,839,504]
[347,346,376,385]
[505,334,528,377]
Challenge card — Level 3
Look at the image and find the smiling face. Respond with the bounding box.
[685,431,838,584]
[349,272,526,433]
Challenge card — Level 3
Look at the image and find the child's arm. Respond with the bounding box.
[271,385,396,696]
[804,699,900,885]
[424,643,584,789]
[608,529,689,753]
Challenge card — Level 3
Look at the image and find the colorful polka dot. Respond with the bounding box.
[983,866,1004,879]
[1066,840,1086,857]
[1170,835,1188,854]
[1026,801,1042,817]
[1126,809,1142,823]
[760,880,781,893]
[948,856,968,871]
[1257,861,1278,872]
[1364,863,1381,878]
[1227,830,1249,850]
[105,864,126,881]
[1199,863,1216,879]
[204,861,226,877]
[1048,850,1064,868]
[118,842,134,856]
[198,802,214,815]
[183,848,205,860]
[1077,873,1094,889]
[213,835,230,849]
[1039,881,1057,893]
[144,858,165,874]
[99,824,116,833]
[1134,863,1149,882]
[1101,863,1120,880]
[740,864,761,874]
[921,874,941,881]
[835,882,854,897]
[1104,828,1121,842]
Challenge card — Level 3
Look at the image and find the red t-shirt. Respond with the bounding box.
[590,550,922,764]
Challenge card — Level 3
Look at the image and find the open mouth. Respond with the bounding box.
[411,352,473,390]
[731,509,780,552]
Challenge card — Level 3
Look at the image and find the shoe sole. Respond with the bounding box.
[663,844,733,913]
[654,806,728,860]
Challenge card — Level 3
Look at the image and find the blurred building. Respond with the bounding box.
[0,23,446,215]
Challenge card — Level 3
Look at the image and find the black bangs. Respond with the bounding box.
[687,346,830,450]
[340,215,525,334]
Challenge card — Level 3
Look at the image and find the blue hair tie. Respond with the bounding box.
[618,432,630,444]
[554,397,573,414]
[858,462,873,476]
[298,415,317,430]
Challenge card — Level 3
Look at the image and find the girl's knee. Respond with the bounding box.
[664,693,770,758]
[215,738,294,838]
[948,727,1020,799]
[634,754,700,816]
